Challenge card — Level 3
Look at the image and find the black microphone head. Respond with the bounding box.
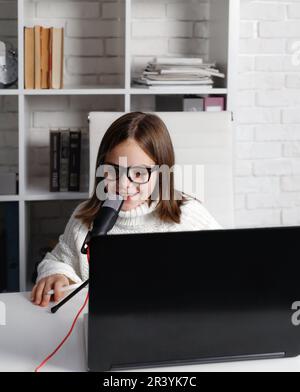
[81,193,124,254]
[90,193,124,235]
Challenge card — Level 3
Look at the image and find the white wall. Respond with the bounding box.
[131,0,210,79]
[235,0,300,228]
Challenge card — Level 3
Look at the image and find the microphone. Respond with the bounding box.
[81,193,124,254]
[52,193,124,314]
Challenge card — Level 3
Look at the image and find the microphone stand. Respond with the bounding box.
[51,279,89,314]
[50,240,91,313]
[50,194,124,314]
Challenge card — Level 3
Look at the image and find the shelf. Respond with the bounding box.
[23,87,228,96]
[0,195,19,202]
[130,0,230,92]
[23,87,127,96]
[26,199,84,287]
[23,95,125,203]
[23,0,126,91]
[25,178,89,201]
[0,90,19,96]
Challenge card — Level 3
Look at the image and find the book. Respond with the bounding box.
[156,95,183,111]
[145,65,223,78]
[34,25,42,89]
[204,96,225,112]
[69,130,81,192]
[80,131,89,192]
[134,76,214,86]
[158,69,225,78]
[24,27,35,89]
[59,129,70,192]
[41,27,50,89]
[49,27,64,89]
[145,85,213,92]
[183,96,204,112]
[146,74,213,82]
[135,57,223,88]
[49,129,60,192]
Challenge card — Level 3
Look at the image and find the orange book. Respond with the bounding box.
[34,25,41,89]
[61,28,64,88]
[24,27,35,89]
[41,27,50,89]
[49,27,64,89]
[48,28,53,88]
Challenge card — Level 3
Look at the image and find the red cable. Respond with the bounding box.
[34,246,90,372]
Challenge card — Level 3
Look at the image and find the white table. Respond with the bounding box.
[0,292,300,372]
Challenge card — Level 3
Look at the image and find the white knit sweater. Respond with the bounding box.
[36,198,223,284]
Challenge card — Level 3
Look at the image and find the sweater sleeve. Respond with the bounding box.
[36,202,86,284]
[180,198,223,230]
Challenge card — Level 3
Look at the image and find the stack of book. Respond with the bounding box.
[155,95,225,112]
[183,96,225,112]
[50,128,81,192]
[133,57,225,89]
[24,26,64,89]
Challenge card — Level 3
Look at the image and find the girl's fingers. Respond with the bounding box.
[35,281,46,305]
[31,284,37,302]
[54,280,66,303]
[40,281,53,307]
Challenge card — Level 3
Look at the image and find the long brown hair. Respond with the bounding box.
[75,111,190,229]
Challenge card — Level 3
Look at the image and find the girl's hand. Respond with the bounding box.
[31,274,71,307]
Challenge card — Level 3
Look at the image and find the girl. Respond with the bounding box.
[31,112,222,307]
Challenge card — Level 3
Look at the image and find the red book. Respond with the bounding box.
[204,97,225,112]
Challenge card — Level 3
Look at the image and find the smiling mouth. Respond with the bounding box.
[123,192,139,198]
[127,192,139,197]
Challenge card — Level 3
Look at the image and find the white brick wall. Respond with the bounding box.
[131,0,210,78]
[0,0,17,49]
[236,0,300,228]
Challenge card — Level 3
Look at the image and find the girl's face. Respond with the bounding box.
[104,139,158,211]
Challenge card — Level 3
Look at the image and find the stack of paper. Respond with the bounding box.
[133,57,225,89]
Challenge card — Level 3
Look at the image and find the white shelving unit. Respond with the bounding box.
[0,0,240,291]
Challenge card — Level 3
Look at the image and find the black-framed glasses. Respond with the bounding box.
[100,162,158,185]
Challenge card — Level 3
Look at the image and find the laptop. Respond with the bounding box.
[87,226,300,372]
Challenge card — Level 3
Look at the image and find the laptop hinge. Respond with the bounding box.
[111,352,286,371]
